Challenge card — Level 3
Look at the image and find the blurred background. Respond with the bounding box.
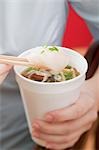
[62,4,93,55]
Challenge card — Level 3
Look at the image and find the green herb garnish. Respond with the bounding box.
[25,67,34,72]
[41,50,45,54]
[49,46,59,52]
[41,46,59,54]
[25,67,40,72]
[63,71,73,80]
[41,45,48,54]
[66,65,72,69]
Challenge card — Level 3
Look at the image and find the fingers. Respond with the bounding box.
[0,64,12,75]
[0,64,12,84]
[32,91,97,150]
[33,120,67,135]
[32,123,92,144]
[67,108,97,133]
[45,137,79,150]
[44,92,95,122]
[33,108,97,135]
[48,123,92,150]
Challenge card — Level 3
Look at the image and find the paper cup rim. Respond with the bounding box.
[14,46,88,85]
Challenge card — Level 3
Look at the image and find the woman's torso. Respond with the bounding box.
[0,0,68,149]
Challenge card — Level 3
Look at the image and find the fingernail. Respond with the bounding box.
[45,114,54,122]
[32,123,40,130]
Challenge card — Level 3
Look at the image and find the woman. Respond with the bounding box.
[0,0,99,149]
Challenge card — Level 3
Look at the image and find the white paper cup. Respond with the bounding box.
[14,47,88,147]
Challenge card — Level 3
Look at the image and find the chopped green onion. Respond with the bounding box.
[49,46,59,52]
[25,67,40,72]
[25,67,34,72]
[63,71,73,80]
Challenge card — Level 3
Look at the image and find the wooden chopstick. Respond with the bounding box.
[0,55,33,67]
[0,59,33,66]
[0,55,28,62]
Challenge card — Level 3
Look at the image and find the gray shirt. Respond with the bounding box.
[0,0,99,150]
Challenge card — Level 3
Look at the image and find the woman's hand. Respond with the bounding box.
[32,68,98,150]
[0,64,12,84]
[32,91,98,150]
